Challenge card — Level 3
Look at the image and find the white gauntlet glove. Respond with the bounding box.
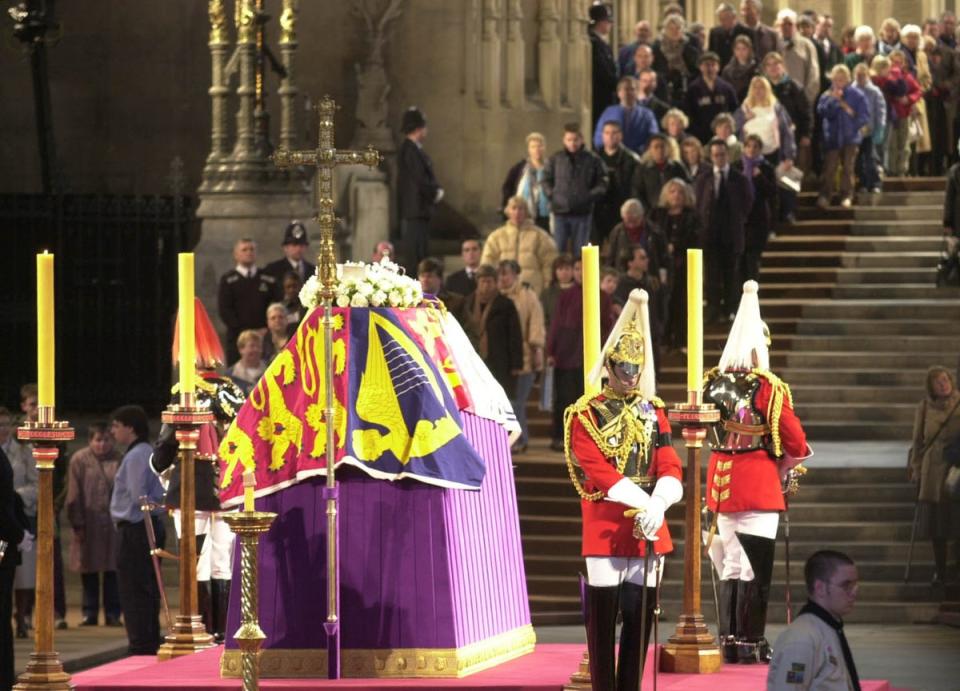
[638,496,667,537]
[18,532,34,554]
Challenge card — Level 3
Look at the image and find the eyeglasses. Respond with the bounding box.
[827,579,859,595]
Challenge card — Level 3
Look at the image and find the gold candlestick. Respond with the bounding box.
[16,406,74,691]
[660,393,722,673]
[222,510,277,691]
[157,396,217,660]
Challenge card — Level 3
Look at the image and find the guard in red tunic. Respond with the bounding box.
[703,280,812,664]
[564,290,683,691]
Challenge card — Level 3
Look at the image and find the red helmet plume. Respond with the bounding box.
[172,298,225,371]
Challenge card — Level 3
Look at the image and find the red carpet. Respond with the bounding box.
[71,645,891,690]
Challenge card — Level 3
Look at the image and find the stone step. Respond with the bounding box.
[793,402,915,423]
[801,421,913,440]
[768,235,943,252]
[755,368,928,386]
[874,177,945,192]
[701,333,958,352]
[852,206,943,221]
[797,299,960,319]
[763,251,938,269]
[795,319,960,336]
[832,284,959,299]
[855,190,944,205]
[760,267,936,284]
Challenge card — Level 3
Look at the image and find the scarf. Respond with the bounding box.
[741,153,762,191]
[798,601,861,691]
[517,163,549,218]
[659,35,686,73]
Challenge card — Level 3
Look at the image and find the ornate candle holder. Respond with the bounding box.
[222,510,277,691]
[660,391,722,674]
[157,393,217,660]
[16,406,74,691]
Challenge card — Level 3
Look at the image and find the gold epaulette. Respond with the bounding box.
[650,396,665,409]
[171,377,217,397]
[702,367,721,391]
[749,368,794,458]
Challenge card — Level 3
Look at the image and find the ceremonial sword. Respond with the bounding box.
[140,496,177,631]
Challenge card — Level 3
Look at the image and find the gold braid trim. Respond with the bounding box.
[750,368,793,458]
[563,393,652,502]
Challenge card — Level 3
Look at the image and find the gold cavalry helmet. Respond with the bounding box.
[605,326,645,378]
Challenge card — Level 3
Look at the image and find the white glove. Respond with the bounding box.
[434,187,445,203]
[638,496,666,537]
[18,533,34,554]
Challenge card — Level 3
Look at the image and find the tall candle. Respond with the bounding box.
[36,252,55,407]
[581,245,601,397]
[243,470,256,513]
[178,253,196,395]
[686,249,703,394]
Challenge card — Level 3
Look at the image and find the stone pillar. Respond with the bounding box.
[278,0,299,153]
[480,0,503,107]
[232,0,257,164]
[204,0,230,180]
[538,0,562,109]
[566,0,591,128]
[504,0,525,108]
[616,0,637,46]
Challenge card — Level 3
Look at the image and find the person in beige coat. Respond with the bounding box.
[481,196,557,296]
[497,259,546,454]
[909,366,960,586]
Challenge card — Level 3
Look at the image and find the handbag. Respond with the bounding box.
[907,113,924,144]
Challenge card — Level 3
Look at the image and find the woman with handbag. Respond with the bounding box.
[908,366,960,586]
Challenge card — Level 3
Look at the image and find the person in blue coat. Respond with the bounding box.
[816,64,869,209]
[593,76,660,156]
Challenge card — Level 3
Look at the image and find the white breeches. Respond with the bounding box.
[586,555,664,588]
[705,510,779,582]
[172,510,236,581]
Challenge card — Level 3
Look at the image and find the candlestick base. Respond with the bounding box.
[13,652,73,691]
[659,614,723,674]
[561,650,592,690]
[156,616,216,661]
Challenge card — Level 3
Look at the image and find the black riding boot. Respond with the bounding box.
[197,580,213,635]
[735,533,776,664]
[616,582,657,691]
[717,579,739,663]
[585,585,620,691]
[211,578,232,644]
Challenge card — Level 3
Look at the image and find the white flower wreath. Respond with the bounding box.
[299,257,424,310]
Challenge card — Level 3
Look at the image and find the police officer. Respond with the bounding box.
[589,3,619,130]
[217,237,278,364]
[703,280,812,664]
[565,290,683,690]
[264,220,316,284]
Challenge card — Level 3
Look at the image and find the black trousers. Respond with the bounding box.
[1,563,15,691]
[400,218,430,275]
[707,244,742,319]
[82,571,121,621]
[117,518,165,655]
[551,367,584,441]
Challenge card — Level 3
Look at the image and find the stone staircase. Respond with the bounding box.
[514,176,960,627]
[516,455,949,626]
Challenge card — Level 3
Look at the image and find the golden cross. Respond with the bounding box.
[272,95,382,299]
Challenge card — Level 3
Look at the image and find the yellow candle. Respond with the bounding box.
[686,249,703,394]
[36,252,55,407]
[581,245,601,396]
[243,470,256,512]
[178,253,196,395]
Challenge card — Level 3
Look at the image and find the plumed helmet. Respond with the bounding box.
[172,298,225,371]
[718,280,770,372]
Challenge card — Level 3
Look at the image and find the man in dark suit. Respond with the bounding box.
[1,442,30,691]
[709,3,742,68]
[813,14,844,92]
[397,107,442,274]
[734,0,778,62]
[589,3,619,129]
[263,221,316,285]
[217,238,278,364]
[445,238,482,296]
[694,138,754,322]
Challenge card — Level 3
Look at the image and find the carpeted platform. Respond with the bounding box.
[71,644,892,690]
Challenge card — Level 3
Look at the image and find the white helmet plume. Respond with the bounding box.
[718,280,770,372]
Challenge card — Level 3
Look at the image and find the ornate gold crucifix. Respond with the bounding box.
[271,95,380,679]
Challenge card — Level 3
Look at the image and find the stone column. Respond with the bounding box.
[504,0,525,108]
[207,1,230,165]
[278,0,299,153]
[232,0,257,163]
[565,0,591,128]
[480,0,503,107]
[538,0,562,109]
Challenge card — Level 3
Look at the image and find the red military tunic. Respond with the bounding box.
[706,375,808,514]
[570,398,683,557]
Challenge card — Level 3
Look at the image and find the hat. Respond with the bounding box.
[401,107,427,134]
[588,2,612,24]
[587,289,656,399]
[718,280,770,372]
[699,51,721,65]
[283,220,308,246]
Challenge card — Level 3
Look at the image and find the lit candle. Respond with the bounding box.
[178,253,196,395]
[686,249,703,395]
[581,245,601,397]
[243,470,256,513]
[37,252,55,408]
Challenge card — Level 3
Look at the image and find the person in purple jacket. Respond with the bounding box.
[816,64,869,209]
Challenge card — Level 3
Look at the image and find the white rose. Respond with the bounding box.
[335,294,350,308]
[350,293,369,308]
[388,289,402,306]
[371,290,387,307]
